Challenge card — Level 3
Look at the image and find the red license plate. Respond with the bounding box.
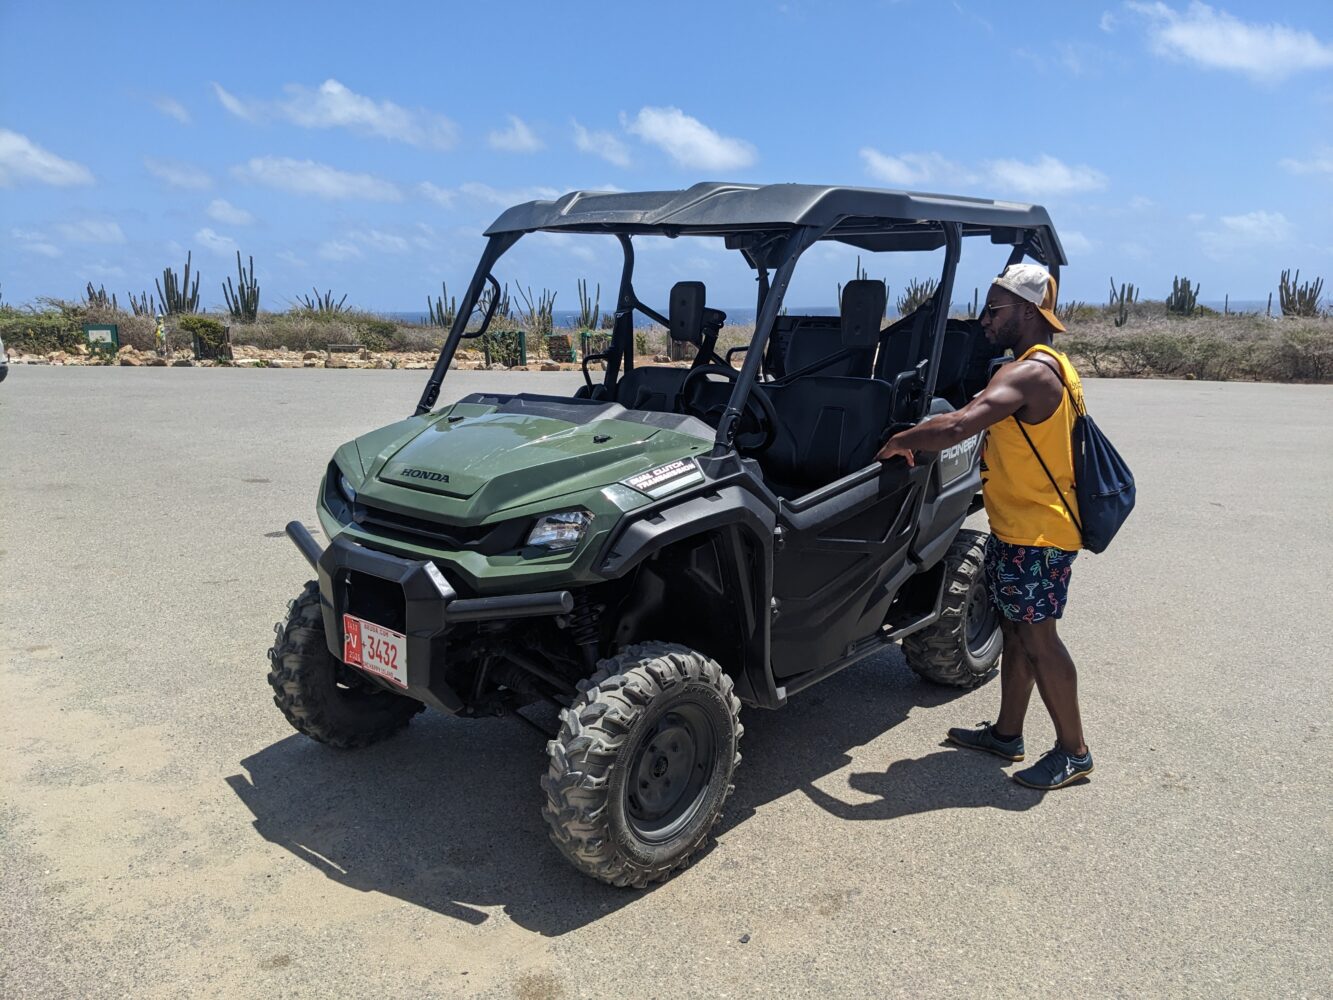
[342,613,408,688]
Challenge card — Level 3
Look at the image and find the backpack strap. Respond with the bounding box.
[1012,412,1085,540]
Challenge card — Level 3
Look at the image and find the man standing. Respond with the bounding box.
[875,263,1092,790]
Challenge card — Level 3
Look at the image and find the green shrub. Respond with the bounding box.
[0,308,83,354]
[357,318,397,352]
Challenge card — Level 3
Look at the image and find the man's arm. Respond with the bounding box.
[875,363,1032,466]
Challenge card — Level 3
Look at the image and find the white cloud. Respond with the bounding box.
[56,219,125,244]
[459,181,561,207]
[1280,149,1333,176]
[1061,230,1096,255]
[1129,195,1155,210]
[417,181,456,208]
[212,82,256,120]
[860,148,1105,198]
[233,157,402,201]
[207,199,254,225]
[318,240,362,261]
[573,120,631,167]
[153,96,191,124]
[144,157,212,190]
[860,149,974,187]
[277,250,307,268]
[195,227,238,256]
[1217,210,1291,241]
[214,78,457,148]
[11,229,62,257]
[623,107,757,171]
[1100,11,1117,32]
[347,229,410,253]
[986,154,1107,197]
[1200,209,1292,258]
[85,261,127,279]
[0,129,94,187]
[488,114,542,153]
[1126,2,1333,82]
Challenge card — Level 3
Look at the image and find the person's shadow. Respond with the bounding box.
[227,646,1035,936]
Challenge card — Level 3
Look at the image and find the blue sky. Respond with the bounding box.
[2,0,1331,314]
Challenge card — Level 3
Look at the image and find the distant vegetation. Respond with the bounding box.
[1,251,1329,382]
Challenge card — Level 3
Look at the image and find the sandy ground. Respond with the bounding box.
[2,368,1330,999]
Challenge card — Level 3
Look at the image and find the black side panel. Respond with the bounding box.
[911,399,984,569]
[769,462,928,678]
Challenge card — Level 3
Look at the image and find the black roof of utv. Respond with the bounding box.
[484,181,1067,265]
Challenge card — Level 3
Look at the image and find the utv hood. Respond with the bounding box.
[358,395,713,515]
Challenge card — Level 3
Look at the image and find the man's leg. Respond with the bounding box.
[1011,619,1086,755]
[994,618,1036,740]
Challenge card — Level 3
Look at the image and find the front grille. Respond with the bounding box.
[353,502,527,555]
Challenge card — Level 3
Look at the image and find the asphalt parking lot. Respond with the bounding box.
[2,367,1330,999]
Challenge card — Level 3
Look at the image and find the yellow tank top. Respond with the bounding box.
[981,344,1083,551]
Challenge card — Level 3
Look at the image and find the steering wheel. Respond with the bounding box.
[678,363,779,452]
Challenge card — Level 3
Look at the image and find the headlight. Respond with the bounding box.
[337,472,358,503]
[526,510,592,552]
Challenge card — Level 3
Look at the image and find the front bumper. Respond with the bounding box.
[286,522,573,715]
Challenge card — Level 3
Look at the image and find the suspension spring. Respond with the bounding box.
[568,593,602,666]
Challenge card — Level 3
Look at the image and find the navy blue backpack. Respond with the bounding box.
[1014,361,1135,554]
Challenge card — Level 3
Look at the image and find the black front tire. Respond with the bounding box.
[266,580,423,748]
[542,642,742,888]
[902,529,1002,688]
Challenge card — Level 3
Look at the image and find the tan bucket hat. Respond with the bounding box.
[992,263,1065,333]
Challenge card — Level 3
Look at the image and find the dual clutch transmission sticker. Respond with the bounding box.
[624,459,705,498]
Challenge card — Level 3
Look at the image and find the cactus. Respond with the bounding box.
[966,287,979,320]
[1279,268,1323,317]
[297,287,350,315]
[155,251,201,315]
[475,281,513,329]
[1166,275,1200,317]
[517,285,557,337]
[1108,277,1139,328]
[83,282,118,311]
[126,290,155,316]
[222,251,260,322]
[896,277,938,317]
[427,282,457,328]
[576,278,600,330]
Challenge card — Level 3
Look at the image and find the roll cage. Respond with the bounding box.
[414,182,1066,451]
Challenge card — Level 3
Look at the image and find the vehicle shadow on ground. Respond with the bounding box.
[227,649,1030,937]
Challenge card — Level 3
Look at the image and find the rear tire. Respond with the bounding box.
[903,529,1001,688]
[266,580,423,748]
[542,642,742,888]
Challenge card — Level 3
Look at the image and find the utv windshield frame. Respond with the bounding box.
[414,182,1066,451]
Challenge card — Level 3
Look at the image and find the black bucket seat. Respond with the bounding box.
[761,280,894,496]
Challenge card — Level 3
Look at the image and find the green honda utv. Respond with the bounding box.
[268,182,1068,887]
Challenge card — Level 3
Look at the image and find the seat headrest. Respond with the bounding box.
[841,279,886,348]
[669,281,706,344]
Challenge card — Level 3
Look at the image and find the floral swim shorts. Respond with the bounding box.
[984,535,1078,624]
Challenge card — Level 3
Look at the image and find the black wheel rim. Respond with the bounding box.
[625,701,717,844]
[965,577,1000,655]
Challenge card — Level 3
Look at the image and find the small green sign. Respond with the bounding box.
[84,323,120,349]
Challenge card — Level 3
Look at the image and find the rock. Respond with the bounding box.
[325,356,350,369]
[172,358,193,367]
[146,357,169,366]
[488,363,509,371]
[540,362,561,372]
[303,359,322,367]
[117,344,136,356]
[401,362,430,370]
[358,348,373,361]
[302,350,323,361]
[73,343,90,356]
[120,355,143,366]
[653,354,672,363]
[48,351,69,363]
[267,359,301,368]
[234,358,263,367]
